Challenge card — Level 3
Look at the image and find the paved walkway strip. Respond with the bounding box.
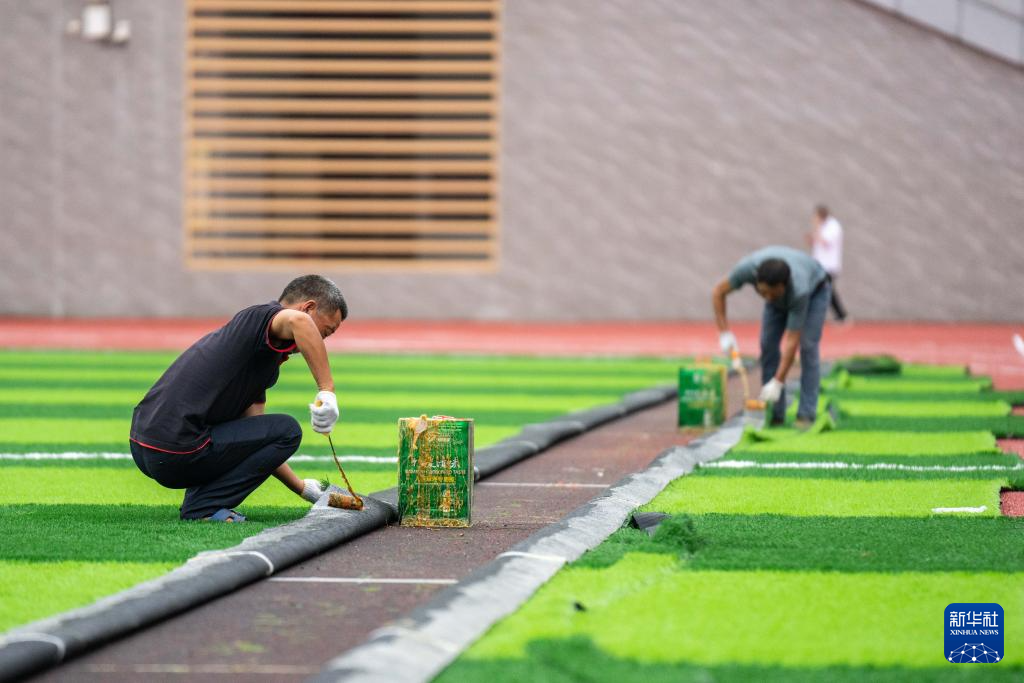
[311,415,755,683]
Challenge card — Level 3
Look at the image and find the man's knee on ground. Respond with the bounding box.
[272,414,303,448]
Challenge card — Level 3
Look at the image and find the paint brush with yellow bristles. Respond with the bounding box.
[315,399,364,511]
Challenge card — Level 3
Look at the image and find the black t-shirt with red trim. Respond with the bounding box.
[130,301,296,453]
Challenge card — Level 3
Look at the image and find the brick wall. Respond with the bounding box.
[1,0,1021,320]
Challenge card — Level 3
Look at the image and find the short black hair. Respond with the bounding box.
[279,275,348,320]
[756,259,790,287]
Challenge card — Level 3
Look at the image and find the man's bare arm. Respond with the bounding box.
[242,402,265,418]
[269,309,334,392]
[712,278,734,332]
[274,462,305,496]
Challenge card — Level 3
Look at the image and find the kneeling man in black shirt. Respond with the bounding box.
[129,275,345,522]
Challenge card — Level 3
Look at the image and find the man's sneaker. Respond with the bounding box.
[794,417,814,431]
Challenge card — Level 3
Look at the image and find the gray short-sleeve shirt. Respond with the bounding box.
[727,246,827,330]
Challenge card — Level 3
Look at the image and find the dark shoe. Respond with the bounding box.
[205,508,246,523]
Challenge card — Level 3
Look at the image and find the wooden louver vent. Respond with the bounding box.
[185,0,500,271]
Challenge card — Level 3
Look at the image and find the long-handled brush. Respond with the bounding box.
[324,433,364,510]
[315,400,364,511]
[732,349,766,414]
[732,349,775,429]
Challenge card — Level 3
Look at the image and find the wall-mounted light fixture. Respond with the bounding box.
[66,1,131,45]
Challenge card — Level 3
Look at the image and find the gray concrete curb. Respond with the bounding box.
[0,383,680,683]
[310,413,757,683]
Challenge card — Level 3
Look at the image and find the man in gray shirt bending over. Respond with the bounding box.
[712,246,830,427]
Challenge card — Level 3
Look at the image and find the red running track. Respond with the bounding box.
[3,318,1023,388]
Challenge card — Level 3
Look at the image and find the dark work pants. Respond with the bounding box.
[760,280,830,423]
[827,274,848,321]
[131,414,302,520]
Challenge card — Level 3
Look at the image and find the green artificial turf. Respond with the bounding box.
[0,349,688,634]
[733,430,998,456]
[826,359,970,380]
[741,412,836,444]
[992,390,1024,405]
[0,504,302,562]
[640,476,1004,517]
[698,459,1024,480]
[0,365,678,393]
[574,514,1024,573]
[836,399,1010,418]
[829,395,1017,435]
[437,637,1021,683]
[825,390,1022,403]
[0,417,522,455]
[716,451,1020,467]
[0,561,178,631]
[0,466,399,506]
[838,415,1024,437]
[0,403,592,425]
[0,349,691,377]
[453,553,1023,667]
[896,363,970,378]
[844,378,990,393]
[0,389,634,414]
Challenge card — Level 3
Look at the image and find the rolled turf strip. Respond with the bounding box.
[0,384,679,682]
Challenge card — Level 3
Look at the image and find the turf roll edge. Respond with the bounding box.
[0,497,395,683]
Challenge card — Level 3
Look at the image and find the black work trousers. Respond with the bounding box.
[130,414,302,520]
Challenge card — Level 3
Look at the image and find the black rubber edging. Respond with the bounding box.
[0,382,679,682]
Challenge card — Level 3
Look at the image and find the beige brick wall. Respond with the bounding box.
[1,0,1022,320]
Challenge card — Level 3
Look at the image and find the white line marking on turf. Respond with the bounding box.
[705,460,1024,473]
[0,452,133,461]
[477,482,609,489]
[270,577,457,585]
[932,506,988,514]
[0,452,397,464]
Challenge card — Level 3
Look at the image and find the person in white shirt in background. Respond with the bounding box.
[806,204,849,323]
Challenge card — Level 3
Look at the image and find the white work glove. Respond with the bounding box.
[759,378,784,403]
[309,390,339,434]
[719,330,738,356]
[300,478,324,503]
